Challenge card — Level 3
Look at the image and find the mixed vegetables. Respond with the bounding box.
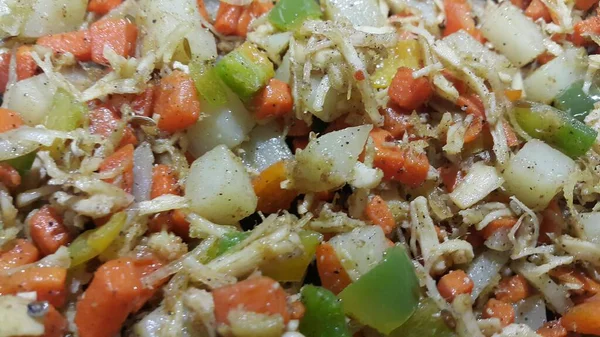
[0,0,600,336]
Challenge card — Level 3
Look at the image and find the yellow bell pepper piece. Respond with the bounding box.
[69,212,127,267]
[371,40,422,89]
[261,230,323,282]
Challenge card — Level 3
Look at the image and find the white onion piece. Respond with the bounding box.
[220,0,252,5]
[323,0,386,27]
[0,0,87,38]
[513,295,546,331]
[187,91,256,157]
[6,74,57,125]
[578,212,600,243]
[450,162,504,209]
[291,125,372,192]
[485,228,512,252]
[133,142,154,202]
[238,123,292,173]
[481,2,545,67]
[329,226,387,281]
[185,145,257,224]
[523,48,587,104]
[467,250,510,301]
[502,140,575,210]
[0,296,45,336]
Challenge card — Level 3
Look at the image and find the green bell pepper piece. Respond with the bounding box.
[189,59,228,107]
[215,231,251,256]
[339,246,420,334]
[389,297,457,337]
[215,42,274,100]
[4,151,36,176]
[69,212,127,267]
[44,88,86,131]
[261,230,323,282]
[554,80,600,121]
[514,101,598,158]
[268,0,322,31]
[299,285,351,337]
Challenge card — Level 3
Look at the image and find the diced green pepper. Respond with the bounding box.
[514,101,598,158]
[44,88,86,131]
[261,230,323,282]
[554,80,600,121]
[215,42,274,100]
[299,285,351,337]
[339,246,420,334]
[4,151,36,176]
[69,212,127,267]
[268,0,322,31]
[189,59,228,107]
[215,231,251,256]
[372,40,422,89]
[389,298,457,337]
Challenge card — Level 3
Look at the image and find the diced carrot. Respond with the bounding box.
[539,199,563,244]
[550,267,600,296]
[42,305,69,337]
[504,89,523,102]
[75,258,163,337]
[370,128,430,187]
[0,267,67,308]
[439,164,463,193]
[457,93,485,119]
[214,3,243,35]
[37,30,92,61]
[443,0,483,41]
[0,52,10,93]
[197,0,210,20]
[525,0,552,22]
[437,269,474,302]
[466,228,484,249]
[170,209,191,238]
[510,0,531,10]
[16,46,36,81]
[131,85,155,117]
[88,0,122,15]
[212,276,290,326]
[89,107,138,148]
[561,300,600,335]
[254,78,293,120]
[494,275,532,303]
[316,242,352,295]
[90,18,138,65]
[536,320,567,337]
[292,137,309,153]
[0,108,24,133]
[285,119,311,136]
[575,0,597,11]
[365,195,396,235]
[382,106,412,139]
[29,205,71,256]
[464,116,484,144]
[388,67,433,111]
[0,163,21,189]
[434,226,446,242]
[482,298,515,327]
[441,69,468,95]
[290,300,306,320]
[151,165,180,199]
[147,210,191,241]
[0,239,40,270]
[99,144,135,194]
[235,1,273,37]
[154,70,201,133]
[572,16,600,46]
[253,161,298,214]
[503,120,520,147]
[481,217,518,239]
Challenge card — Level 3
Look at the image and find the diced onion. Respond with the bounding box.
[467,250,510,301]
[450,162,504,209]
[0,0,87,38]
[329,226,387,281]
[578,212,600,243]
[513,260,573,314]
[5,74,57,126]
[132,142,154,202]
[238,123,292,173]
[513,295,546,331]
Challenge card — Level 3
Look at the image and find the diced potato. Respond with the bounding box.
[238,123,292,173]
[329,226,388,281]
[0,295,45,336]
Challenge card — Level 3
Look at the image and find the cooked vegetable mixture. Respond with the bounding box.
[1,0,600,336]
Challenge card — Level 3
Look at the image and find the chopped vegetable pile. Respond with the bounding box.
[1,0,600,336]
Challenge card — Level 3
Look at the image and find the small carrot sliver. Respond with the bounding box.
[253,161,298,214]
[0,163,21,189]
[89,107,138,148]
[525,0,552,22]
[292,137,309,153]
[382,106,412,139]
[42,305,69,337]
[550,267,600,296]
[151,164,181,199]
[197,0,210,20]
[494,275,531,303]
[537,320,567,337]
[572,16,600,46]
[0,267,67,308]
[437,269,474,302]
[285,119,311,136]
[482,298,515,327]
[316,243,352,295]
[389,67,433,111]
[90,18,138,65]
[439,164,463,193]
[510,0,530,10]
[503,120,519,147]
[154,70,201,133]
[99,144,135,194]
[254,78,293,120]
[16,46,37,81]
[464,116,484,144]
[539,199,563,244]
[212,276,290,326]
[214,3,243,35]
[75,258,163,337]
[504,89,522,102]
[575,0,597,11]
[0,108,24,133]
[365,195,396,235]
[536,51,555,65]
[88,0,122,15]
[481,217,518,239]
[37,30,92,62]
[561,300,600,335]
[131,85,155,117]
[0,52,10,93]
[29,205,72,256]
[443,0,483,41]
[457,93,485,119]
[0,239,40,270]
